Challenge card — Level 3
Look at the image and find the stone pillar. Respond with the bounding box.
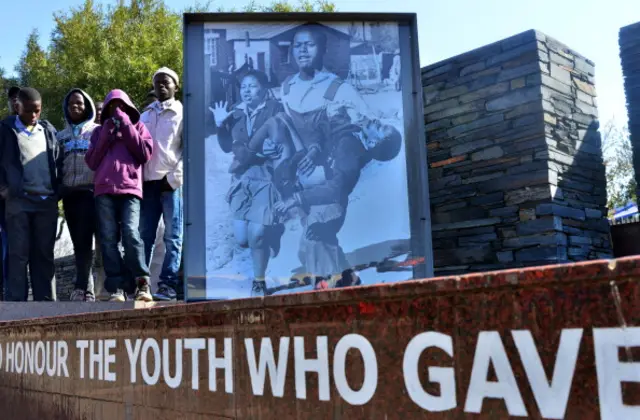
[423,29,611,275]
[620,22,640,200]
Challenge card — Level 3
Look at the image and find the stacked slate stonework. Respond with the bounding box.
[620,22,640,200]
[422,29,612,276]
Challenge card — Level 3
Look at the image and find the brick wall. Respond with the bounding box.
[422,29,611,275]
[620,21,640,200]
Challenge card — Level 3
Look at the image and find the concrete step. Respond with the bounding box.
[0,301,177,322]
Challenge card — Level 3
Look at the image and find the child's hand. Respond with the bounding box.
[274,197,298,214]
[111,117,121,131]
[113,107,131,124]
[298,146,320,177]
[210,101,231,127]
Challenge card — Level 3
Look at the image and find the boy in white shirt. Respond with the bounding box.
[139,67,184,301]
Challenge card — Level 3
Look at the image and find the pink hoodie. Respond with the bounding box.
[85,89,154,198]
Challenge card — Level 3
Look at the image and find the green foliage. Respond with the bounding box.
[17,29,67,123]
[245,0,336,12]
[0,66,19,118]
[602,120,636,211]
[15,0,336,128]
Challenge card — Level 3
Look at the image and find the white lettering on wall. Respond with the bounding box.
[208,338,233,393]
[46,342,57,377]
[333,334,377,406]
[5,342,13,372]
[76,340,89,379]
[184,338,206,390]
[89,340,103,380]
[2,327,640,417]
[245,337,289,397]
[104,340,116,382]
[14,342,24,374]
[594,327,640,420]
[57,341,69,378]
[294,336,330,401]
[35,341,45,376]
[141,338,162,385]
[403,332,456,412]
[464,331,527,417]
[2,341,69,378]
[163,339,183,389]
[125,339,142,383]
[512,329,583,419]
[25,342,35,374]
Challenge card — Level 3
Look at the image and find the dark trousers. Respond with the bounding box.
[0,198,5,300]
[95,194,149,294]
[63,191,96,294]
[5,196,58,301]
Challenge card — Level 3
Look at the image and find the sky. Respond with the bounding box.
[0,0,638,123]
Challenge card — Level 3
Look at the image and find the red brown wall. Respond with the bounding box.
[0,257,639,419]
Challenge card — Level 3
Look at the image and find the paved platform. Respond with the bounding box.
[0,301,176,322]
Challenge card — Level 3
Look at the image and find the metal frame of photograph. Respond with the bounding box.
[183,12,433,302]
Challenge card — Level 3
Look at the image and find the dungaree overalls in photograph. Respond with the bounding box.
[280,73,360,277]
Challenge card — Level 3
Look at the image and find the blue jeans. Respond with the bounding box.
[95,194,149,294]
[140,181,183,291]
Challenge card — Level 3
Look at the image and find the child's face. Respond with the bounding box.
[361,121,401,162]
[153,74,176,102]
[8,95,19,115]
[67,92,86,123]
[95,102,103,123]
[240,75,265,108]
[107,99,125,118]
[18,99,42,126]
[362,119,386,150]
[293,30,320,71]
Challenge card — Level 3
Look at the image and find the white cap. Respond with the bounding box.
[153,67,179,86]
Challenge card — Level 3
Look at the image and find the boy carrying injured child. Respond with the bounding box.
[230,103,402,280]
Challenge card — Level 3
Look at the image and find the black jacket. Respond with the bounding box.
[0,116,62,200]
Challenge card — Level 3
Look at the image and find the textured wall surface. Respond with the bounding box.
[54,255,77,300]
[0,256,638,419]
[620,21,640,199]
[422,29,611,275]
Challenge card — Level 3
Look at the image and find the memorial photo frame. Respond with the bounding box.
[183,13,433,302]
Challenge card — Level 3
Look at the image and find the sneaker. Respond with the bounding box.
[134,277,153,302]
[69,289,86,302]
[153,285,177,301]
[84,292,96,303]
[109,290,126,302]
[251,280,266,298]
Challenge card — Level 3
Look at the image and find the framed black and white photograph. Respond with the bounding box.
[183,13,432,301]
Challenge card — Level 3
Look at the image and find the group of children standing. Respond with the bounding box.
[0,66,184,303]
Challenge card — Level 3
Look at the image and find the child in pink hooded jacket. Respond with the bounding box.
[85,89,154,302]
